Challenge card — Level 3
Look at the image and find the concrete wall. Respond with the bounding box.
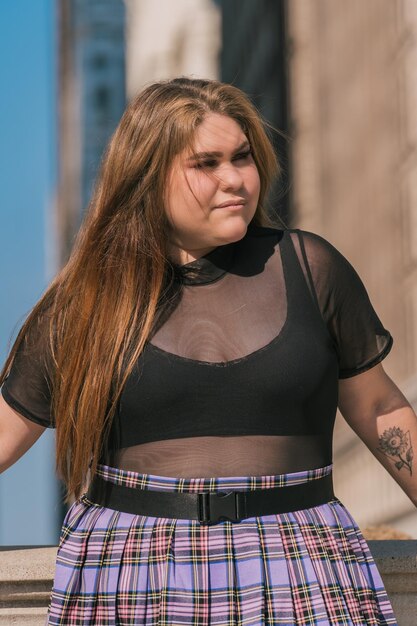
[124,0,221,100]
[286,0,417,537]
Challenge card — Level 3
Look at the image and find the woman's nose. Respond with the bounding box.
[218,163,244,190]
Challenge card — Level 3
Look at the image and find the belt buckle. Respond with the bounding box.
[197,490,247,525]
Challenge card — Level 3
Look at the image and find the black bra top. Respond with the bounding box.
[1,223,393,469]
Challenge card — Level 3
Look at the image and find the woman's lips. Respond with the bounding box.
[215,198,246,208]
[216,203,245,210]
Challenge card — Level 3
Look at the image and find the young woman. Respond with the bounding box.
[1,77,415,625]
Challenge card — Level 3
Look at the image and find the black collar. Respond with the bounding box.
[171,239,237,285]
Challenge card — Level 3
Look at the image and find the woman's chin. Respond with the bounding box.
[214,213,254,241]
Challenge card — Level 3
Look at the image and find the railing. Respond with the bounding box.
[0,542,416,625]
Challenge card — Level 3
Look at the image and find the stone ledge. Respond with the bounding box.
[0,542,416,625]
[0,607,49,626]
[0,546,57,585]
[367,539,417,624]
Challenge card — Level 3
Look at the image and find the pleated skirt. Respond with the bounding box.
[46,462,398,625]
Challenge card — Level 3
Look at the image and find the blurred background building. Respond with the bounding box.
[286,0,417,536]
[0,0,416,544]
[58,0,125,263]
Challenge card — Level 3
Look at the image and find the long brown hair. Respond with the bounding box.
[0,77,288,500]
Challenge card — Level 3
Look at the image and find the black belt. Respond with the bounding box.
[85,472,335,525]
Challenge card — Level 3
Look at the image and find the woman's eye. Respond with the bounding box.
[234,150,252,161]
[194,150,252,169]
[195,160,216,169]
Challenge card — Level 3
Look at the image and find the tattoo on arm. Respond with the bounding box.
[377,426,413,475]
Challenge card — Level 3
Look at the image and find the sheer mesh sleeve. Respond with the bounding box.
[294,229,393,378]
[1,314,55,427]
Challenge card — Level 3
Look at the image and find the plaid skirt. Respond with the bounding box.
[46,462,398,625]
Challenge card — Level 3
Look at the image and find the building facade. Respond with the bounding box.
[285,0,417,535]
[219,0,291,226]
[57,0,125,266]
[124,0,221,100]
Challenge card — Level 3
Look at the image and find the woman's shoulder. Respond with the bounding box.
[284,226,348,267]
[247,224,357,284]
[247,223,338,256]
[247,222,330,241]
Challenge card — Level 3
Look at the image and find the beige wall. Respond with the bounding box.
[286,0,417,536]
[124,0,221,100]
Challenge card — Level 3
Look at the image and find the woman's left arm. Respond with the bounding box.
[338,362,417,507]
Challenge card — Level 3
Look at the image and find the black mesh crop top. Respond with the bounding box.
[1,223,393,478]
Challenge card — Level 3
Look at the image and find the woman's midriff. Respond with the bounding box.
[106,434,330,478]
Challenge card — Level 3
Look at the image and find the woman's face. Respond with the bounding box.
[164,113,261,264]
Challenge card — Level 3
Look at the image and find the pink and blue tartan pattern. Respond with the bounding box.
[46,463,398,625]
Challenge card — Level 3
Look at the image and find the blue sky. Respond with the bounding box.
[0,0,60,544]
[0,1,57,314]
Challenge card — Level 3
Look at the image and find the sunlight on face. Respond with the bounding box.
[164,113,261,265]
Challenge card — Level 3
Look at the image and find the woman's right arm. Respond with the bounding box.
[0,394,46,473]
